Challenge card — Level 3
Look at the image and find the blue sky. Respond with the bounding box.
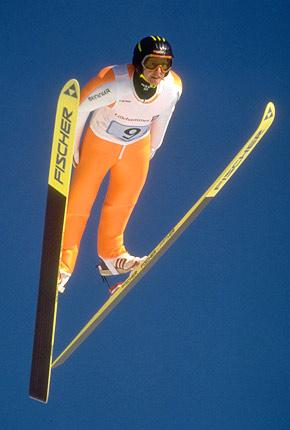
[2,0,290,428]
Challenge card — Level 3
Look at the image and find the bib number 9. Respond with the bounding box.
[123,127,141,140]
[106,120,149,142]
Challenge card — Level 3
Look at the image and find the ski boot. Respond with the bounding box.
[57,262,71,293]
[98,252,147,277]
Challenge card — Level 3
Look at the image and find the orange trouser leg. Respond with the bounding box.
[61,127,150,272]
[97,135,150,258]
[61,128,117,272]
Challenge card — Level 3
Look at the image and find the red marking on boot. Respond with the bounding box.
[109,282,123,295]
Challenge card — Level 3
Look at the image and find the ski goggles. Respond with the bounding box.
[141,55,173,73]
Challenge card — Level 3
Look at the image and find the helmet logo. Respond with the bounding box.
[153,50,167,55]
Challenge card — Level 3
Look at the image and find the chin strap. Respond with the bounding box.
[139,72,157,88]
[133,71,158,100]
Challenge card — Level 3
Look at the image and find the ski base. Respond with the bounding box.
[29,79,79,403]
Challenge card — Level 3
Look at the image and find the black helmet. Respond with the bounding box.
[132,35,174,73]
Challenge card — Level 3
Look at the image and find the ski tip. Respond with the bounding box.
[61,79,80,100]
[266,101,275,111]
[263,101,275,124]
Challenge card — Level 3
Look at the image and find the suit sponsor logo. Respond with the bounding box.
[88,88,111,101]
[152,115,160,121]
[114,113,149,123]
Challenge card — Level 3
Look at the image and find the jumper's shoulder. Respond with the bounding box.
[170,70,182,93]
[80,66,116,103]
[164,70,182,104]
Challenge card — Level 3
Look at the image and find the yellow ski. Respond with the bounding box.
[29,79,80,403]
[52,102,275,370]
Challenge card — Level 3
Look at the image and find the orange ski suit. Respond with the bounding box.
[61,64,182,274]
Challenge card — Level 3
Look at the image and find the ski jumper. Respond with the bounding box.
[61,64,182,274]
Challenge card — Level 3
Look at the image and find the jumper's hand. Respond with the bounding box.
[73,150,80,167]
